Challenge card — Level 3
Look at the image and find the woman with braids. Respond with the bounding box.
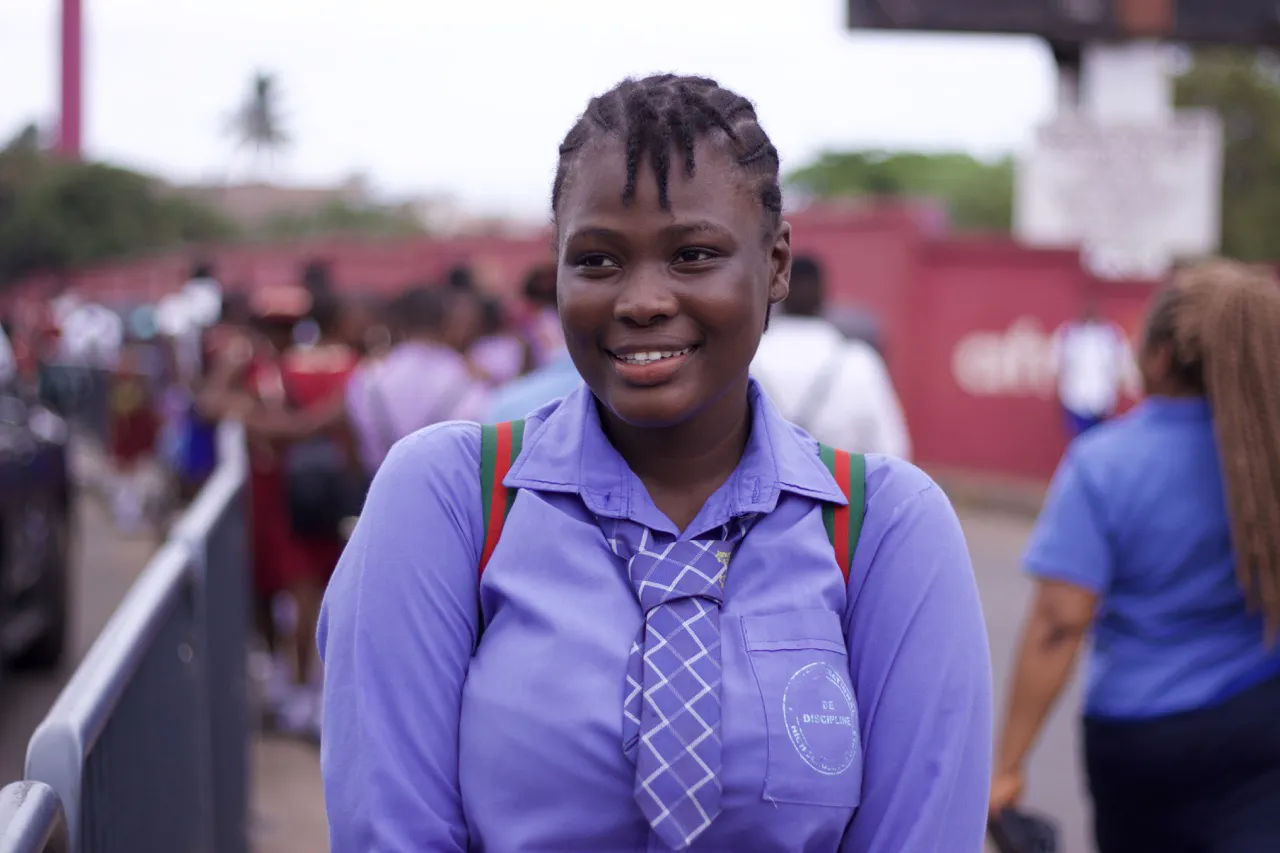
[318,74,991,853]
[990,260,1280,852]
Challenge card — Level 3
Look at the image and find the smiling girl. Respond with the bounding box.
[318,74,991,853]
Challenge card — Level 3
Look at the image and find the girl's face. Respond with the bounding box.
[554,137,791,428]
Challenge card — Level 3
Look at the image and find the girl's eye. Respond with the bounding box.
[675,248,715,264]
[577,254,618,269]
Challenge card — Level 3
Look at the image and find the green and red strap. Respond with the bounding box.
[479,420,525,575]
[479,420,864,579]
[819,444,867,583]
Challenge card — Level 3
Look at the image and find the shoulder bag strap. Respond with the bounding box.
[479,419,526,576]
[818,443,867,582]
[476,419,526,647]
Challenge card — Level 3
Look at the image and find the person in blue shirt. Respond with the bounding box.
[319,73,991,852]
[486,265,585,421]
[990,259,1280,852]
[485,349,581,422]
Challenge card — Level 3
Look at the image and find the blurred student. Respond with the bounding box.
[266,290,362,738]
[242,285,488,478]
[1053,301,1129,438]
[485,325,580,424]
[467,294,532,386]
[106,337,160,533]
[199,284,316,734]
[751,256,911,459]
[518,264,566,369]
[991,260,1280,853]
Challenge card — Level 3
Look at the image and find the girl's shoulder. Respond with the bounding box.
[862,453,942,517]
[390,420,483,470]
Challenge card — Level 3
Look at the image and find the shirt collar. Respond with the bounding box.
[505,379,848,528]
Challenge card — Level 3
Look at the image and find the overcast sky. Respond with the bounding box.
[1,0,1058,218]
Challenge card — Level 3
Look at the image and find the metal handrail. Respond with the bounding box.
[23,542,193,844]
[0,782,68,853]
[22,421,248,852]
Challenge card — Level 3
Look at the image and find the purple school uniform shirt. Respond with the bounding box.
[344,341,488,475]
[318,381,992,853]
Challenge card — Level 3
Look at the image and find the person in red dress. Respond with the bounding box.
[199,284,315,732]
[107,338,161,533]
[267,290,361,736]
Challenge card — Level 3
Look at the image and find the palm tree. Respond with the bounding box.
[228,71,290,180]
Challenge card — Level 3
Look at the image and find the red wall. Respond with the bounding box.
[900,241,1153,479]
[5,206,1162,481]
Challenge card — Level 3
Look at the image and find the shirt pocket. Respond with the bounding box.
[742,610,862,808]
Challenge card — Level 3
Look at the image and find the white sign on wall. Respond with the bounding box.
[1015,109,1223,280]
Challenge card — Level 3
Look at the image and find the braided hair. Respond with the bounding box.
[1143,259,1280,635]
[551,74,783,236]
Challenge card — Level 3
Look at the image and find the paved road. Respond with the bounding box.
[0,489,159,784]
[961,505,1090,853]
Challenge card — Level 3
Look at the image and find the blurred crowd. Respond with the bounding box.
[1,258,579,740]
[203,263,586,741]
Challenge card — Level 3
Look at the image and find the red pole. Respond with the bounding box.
[57,0,82,159]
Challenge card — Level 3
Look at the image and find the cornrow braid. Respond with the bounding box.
[1144,259,1280,637]
[552,74,783,236]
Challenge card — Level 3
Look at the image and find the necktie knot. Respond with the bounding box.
[630,537,732,613]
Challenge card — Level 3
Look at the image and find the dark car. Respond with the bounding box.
[0,329,72,671]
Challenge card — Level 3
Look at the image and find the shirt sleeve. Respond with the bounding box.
[840,458,992,853]
[317,422,484,853]
[1023,444,1114,593]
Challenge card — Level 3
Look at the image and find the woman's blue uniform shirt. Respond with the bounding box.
[1024,396,1280,720]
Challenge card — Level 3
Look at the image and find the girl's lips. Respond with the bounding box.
[608,346,698,387]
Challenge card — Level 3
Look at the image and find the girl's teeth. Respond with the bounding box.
[621,347,691,364]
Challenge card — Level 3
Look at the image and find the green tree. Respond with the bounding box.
[228,71,291,177]
[0,126,236,287]
[1175,49,1280,261]
[256,198,427,241]
[785,150,1015,232]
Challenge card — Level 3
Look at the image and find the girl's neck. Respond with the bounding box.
[602,380,752,531]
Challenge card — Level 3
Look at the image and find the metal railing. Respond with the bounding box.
[0,783,68,853]
[10,421,251,853]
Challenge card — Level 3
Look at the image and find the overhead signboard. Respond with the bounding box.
[1014,109,1223,279]
[845,0,1280,47]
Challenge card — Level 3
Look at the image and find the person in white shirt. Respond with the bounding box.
[0,321,15,387]
[1053,303,1129,437]
[751,256,911,459]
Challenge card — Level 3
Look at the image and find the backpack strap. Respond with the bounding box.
[477,425,863,584]
[479,420,526,576]
[818,444,867,583]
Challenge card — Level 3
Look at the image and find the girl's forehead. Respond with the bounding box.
[559,138,757,233]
